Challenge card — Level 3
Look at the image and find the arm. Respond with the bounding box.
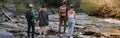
[74,11,76,18]
[31,10,36,21]
[37,11,40,21]
[46,11,49,21]
[67,11,69,18]
[59,6,61,18]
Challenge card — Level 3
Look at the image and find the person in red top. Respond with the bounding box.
[58,1,68,35]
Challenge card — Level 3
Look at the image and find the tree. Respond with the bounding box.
[43,0,62,7]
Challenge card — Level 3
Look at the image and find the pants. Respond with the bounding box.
[68,18,75,36]
[59,18,67,33]
[27,21,35,38]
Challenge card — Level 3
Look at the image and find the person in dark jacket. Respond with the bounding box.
[26,4,36,38]
[37,6,49,37]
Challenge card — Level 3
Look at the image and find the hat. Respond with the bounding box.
[29,4,33,7]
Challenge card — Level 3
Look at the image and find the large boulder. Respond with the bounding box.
[0,29,14,38]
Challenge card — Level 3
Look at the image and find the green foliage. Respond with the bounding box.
[0,0,4,3]
[80,0,98,12]
[43,0,62,8]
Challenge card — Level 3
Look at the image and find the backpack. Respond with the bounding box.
[26,10,32,21]
[60,6,67,16]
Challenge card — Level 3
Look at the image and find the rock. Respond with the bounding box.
[6,28,23,33]
[16,19,27,24]
[0,22,18,28]
[75,23,81,25]
[83,28,120,37]
[74,25,86,29]
[110,35,120,38]
[17,23,27,28]
[78,35,96,38]
[7,29,18,33]
[0,29,14,38]
[82,31,96,35]
[48,22,59,31]
[20,15,25,19]
[73,32,83,36]
[47,29,57,35]
[46,35,59,38]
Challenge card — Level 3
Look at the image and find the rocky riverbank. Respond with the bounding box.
[1,8,120,38]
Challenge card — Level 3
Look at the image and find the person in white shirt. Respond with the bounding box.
[67,4,76,38]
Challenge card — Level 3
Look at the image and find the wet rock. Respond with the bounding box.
[0,29,14,38]
[7,29,18,33]
[75,23,81,25]
[35,27,40,35]
[20,15,26,19]
[16,19,27,24]
[17,23,27,28]
[74,25,86,29]
[83,30,104,37]
[110,35,120,38]
[48,22,59,31]
[7,28,23,33]
[78,35,96,38]
[0,22,18,28]
[4,4,16,13]
[83,31,95,35]
[83,28,120,37]
[47,35,59,38]
[47,29,57,35]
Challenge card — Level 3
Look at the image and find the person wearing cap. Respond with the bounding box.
[67,4,76,38]
[26,4,36,38]
[37,5,49,37]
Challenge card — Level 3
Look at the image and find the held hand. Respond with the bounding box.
[37,21,39,22]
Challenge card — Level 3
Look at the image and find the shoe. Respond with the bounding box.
[70,36,73,38]
[42,35,46,37]
[38,35,42,37]
[68,34,71,36]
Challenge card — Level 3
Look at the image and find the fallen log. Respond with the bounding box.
[0,9,14,22]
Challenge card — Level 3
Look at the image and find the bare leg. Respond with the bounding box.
[39,27,43,35]
[43,26,47,35]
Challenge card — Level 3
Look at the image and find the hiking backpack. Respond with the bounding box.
[26,10,33,21]
[60,6,67,16]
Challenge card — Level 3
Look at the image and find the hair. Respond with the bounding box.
[70,4,74,9]
[39,6,47,11]
[42,5,45,8]
[63,1,67,5]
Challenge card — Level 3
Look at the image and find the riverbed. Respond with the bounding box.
[1,13,120,38]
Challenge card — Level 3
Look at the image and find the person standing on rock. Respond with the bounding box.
[26,4,36,38]
[58,1,68,35]
[67,4,76,38]
[37,5,49,37]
